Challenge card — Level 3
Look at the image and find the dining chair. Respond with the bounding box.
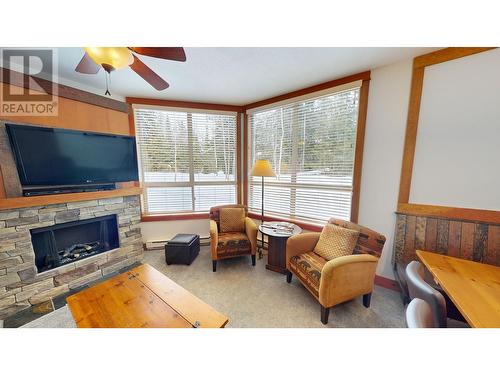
[405,260,447,328]
[406,298,434,328]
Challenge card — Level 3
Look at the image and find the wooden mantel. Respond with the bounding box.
[0,187,142,211]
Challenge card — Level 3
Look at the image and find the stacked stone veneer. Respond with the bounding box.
[0,195,143,319]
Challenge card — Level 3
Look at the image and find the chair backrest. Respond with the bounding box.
[327,218,386,257]
[209,204,248,232]
[405,261,447,328]
[406,298,434,328]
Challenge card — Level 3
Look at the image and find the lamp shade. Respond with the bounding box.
[84,47,133,69]
[250,160,276,177]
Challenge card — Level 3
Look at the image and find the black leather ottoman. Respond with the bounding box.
[165,234,200,265]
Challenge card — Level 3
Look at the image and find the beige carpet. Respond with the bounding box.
[22,246,405,328]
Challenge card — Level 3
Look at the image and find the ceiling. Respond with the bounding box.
[6,47,440,105]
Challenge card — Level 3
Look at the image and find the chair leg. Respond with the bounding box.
[320,306,330,325]
[251,254,256,266]
[286,270,292,283]
[363,292,372,308]
[212,260,217,272]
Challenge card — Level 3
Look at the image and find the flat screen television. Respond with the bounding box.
[6,123,139,194]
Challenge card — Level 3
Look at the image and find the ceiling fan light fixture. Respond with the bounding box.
[84,47,133,70]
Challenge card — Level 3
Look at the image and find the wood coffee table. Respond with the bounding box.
[259,221,302,274]
[67,263,228,328]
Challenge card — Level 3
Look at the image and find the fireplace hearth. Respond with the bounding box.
[30,214,119,273]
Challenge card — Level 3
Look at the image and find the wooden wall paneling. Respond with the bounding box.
[414,216,427,250]
[436,219,450,254]
[350,79,369,223]
[0,122,22,197]
[473,223,488,262]
[0,84,130,136]
[448,221,462,257]
[393,214,407,264]
[486,225,500,265]
[403,215,416,263]
[1,68,129,113]
[397,203,500,225]
[424,218,438,251]
[460,222,475,260]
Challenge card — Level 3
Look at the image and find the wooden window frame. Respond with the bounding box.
[242,71,370,224]
[127,98,244,221]
[396,47,500,224]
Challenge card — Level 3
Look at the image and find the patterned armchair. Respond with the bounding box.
[209,204,258,272]
[285,218,386,324]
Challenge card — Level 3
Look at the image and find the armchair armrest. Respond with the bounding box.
[285,232,321,269]
[209,220,219,260]
[245,217,258,255]
[319,254,379,307]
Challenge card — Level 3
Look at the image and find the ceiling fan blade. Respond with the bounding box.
[130,55,169,90]
[128,47,186,62]
[75,52,101,74]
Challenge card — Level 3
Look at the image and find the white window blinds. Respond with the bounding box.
[248,86,360,223]
[134,107,238,215]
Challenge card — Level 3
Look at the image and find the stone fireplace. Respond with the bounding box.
[0,194,143,320]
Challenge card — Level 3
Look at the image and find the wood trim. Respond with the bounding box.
[350,79,369,223]
[374,275,401,292]
[141,213,209,222]
[247,212,324,232]
[399,48,497,204]
[127,103,136,136]
[236,113,242,204]
[413,47,496,69]
[397,203,500,225]
[0,187,142,211]
[1,68,129,113]
[397,66,425,204]
[0,167,6,199]
[126,97,244,113]
[397,47,500,224]
[243,71,370,111]
[242,113,249,206]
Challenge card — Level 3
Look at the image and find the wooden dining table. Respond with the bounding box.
[416,250,500,328]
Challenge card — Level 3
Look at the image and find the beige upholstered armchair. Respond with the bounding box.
[209,204,258,272]
[285,218,386,324]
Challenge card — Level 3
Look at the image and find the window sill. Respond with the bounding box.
[247,212,324,232]
[141,213,209,222]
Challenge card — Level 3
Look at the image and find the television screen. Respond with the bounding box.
[6,124,139,187]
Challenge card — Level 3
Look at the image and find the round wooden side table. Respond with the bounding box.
[258,221,302,274]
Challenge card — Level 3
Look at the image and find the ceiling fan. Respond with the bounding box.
[75,47,186,95]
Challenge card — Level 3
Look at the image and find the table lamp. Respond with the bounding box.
[250,159,276,257]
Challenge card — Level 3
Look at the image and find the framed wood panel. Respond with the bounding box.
[397,47,498,222]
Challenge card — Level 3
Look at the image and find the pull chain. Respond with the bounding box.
[104,71,111,96]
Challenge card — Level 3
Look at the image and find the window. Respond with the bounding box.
[134,106,238,215]
[248,83,361,223]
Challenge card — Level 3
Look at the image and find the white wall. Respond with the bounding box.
[140,219,210,243]
[140,59,415,280]
[410,48,500,210]
[358,60,413,279]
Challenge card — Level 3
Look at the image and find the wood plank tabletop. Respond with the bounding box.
[67,263,228,328]
[416,250,500,328]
